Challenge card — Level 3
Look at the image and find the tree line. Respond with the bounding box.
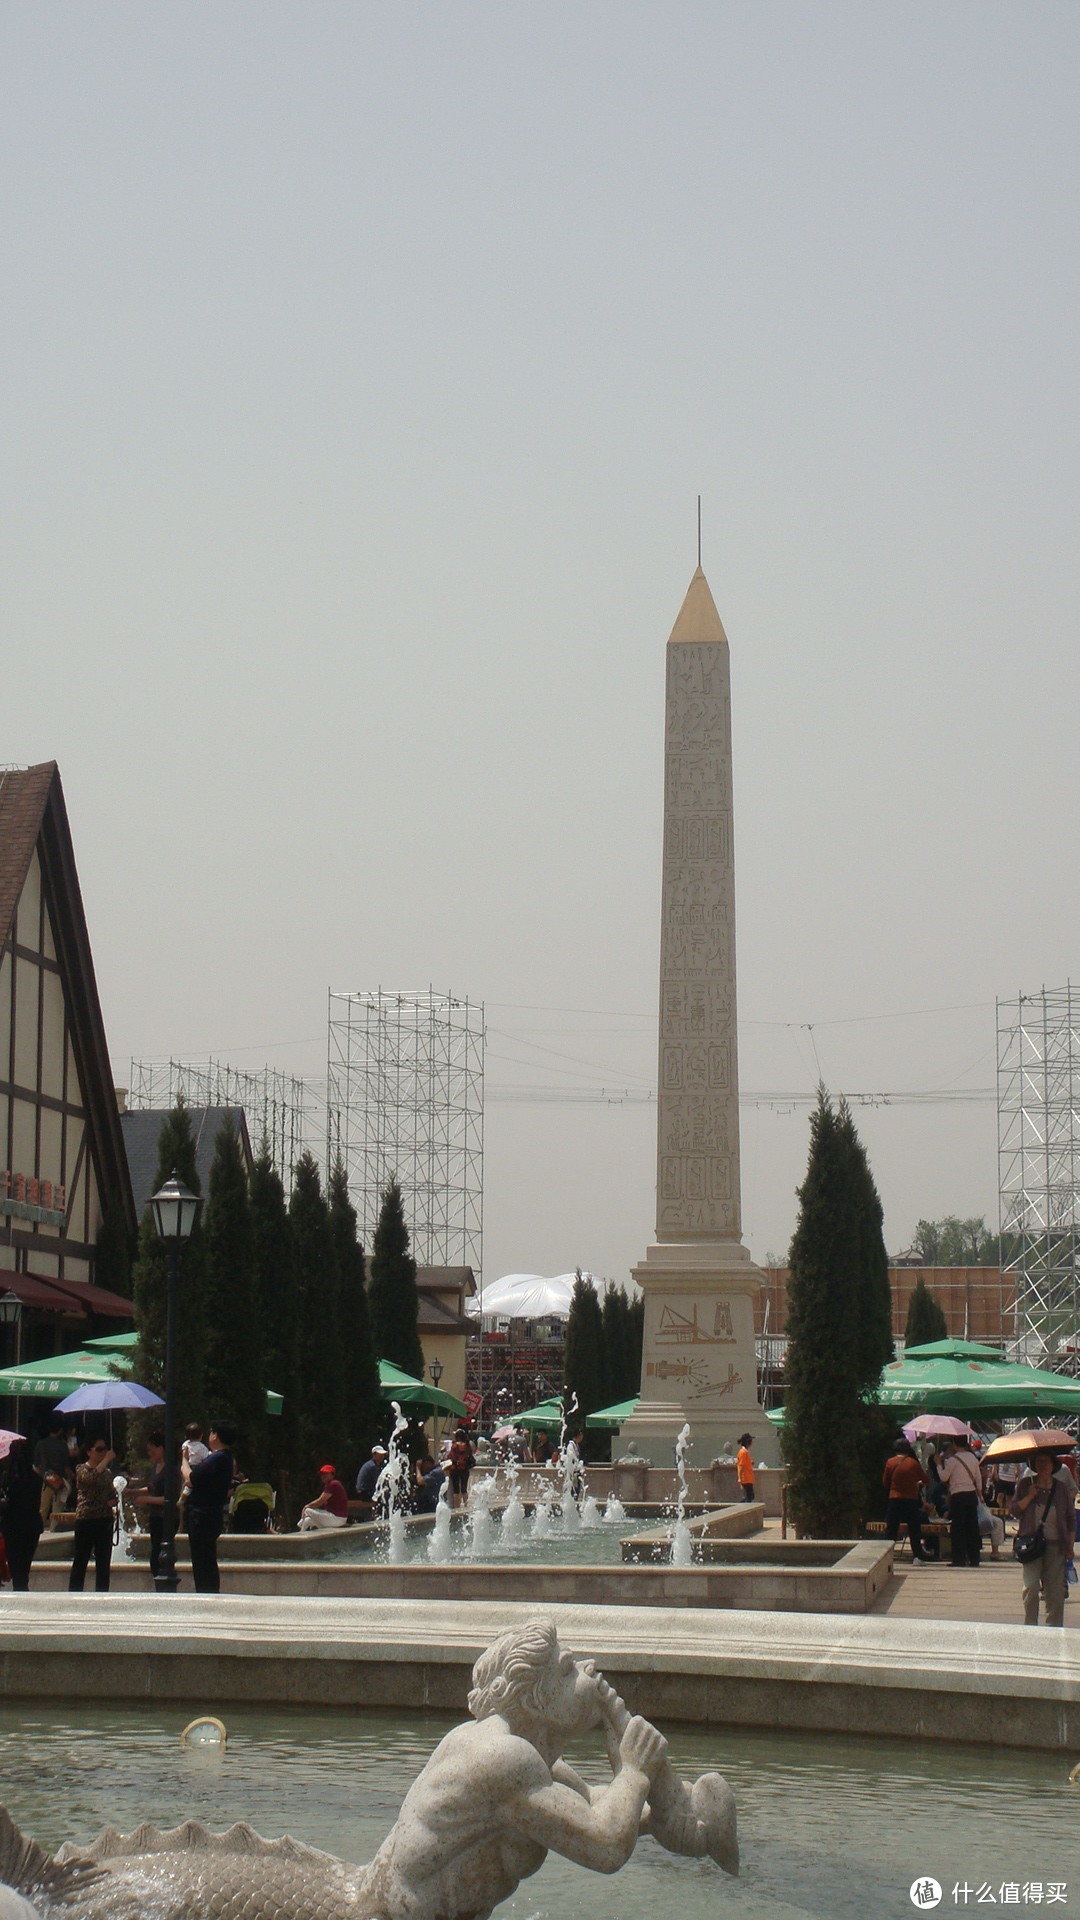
[563,1271,644,1439]
[128,1103,425,1490]
[907,1215,1019,1268]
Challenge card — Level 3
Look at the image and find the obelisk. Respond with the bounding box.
[620,567,767,1465]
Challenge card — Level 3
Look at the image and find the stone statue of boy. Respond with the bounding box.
[360,1616,737,1918]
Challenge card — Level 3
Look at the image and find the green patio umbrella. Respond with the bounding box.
[0,1349,122,1397]
[513,1397,566,1432]
[876,1351,1080,1416]
[903,1338,1004,1361]
[377,1359,467,1418]
[24,1334,285,1418]
[584,1396,639,1429]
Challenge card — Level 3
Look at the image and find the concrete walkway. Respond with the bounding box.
[752,1520,1079,1630]
[872,1556,1079,1628]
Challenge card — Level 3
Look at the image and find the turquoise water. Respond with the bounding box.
[319,1515,653,1564]
[0,1700,1075,1918]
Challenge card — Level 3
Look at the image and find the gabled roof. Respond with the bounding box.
[120,1106,253,1221]
[415,1265,477,1298]
[0,763,136,1243]
[415,1289,475,1335]
[361,1257,476,1333]
[0,763,57,952]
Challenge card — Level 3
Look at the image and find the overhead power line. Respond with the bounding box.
[486,1085,996,1108]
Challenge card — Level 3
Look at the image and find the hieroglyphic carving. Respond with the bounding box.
[656,639,741,1239]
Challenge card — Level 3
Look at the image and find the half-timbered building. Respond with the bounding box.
[0,763,136,1368]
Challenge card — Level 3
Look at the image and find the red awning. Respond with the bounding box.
[0,1271,134,1320]
[0,1272,86,1313]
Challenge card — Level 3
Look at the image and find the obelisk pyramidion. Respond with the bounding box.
[620,566,767,1465]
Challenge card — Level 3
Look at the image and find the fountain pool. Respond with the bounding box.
[0,1699,1072,1920]
[320,1513,656,1566]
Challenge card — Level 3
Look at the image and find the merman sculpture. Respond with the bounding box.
[0,1619,737,1918]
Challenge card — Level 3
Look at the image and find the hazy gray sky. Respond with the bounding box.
[3,5,1078,1285]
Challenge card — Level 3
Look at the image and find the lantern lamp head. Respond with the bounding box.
[150,1171,201,1243]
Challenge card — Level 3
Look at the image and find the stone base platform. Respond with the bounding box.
[25,1540,891,1613]
[0,1594,1076,1750]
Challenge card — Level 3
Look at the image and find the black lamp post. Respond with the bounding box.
[0,1291,22,1356]
[149,1171,201,1594]
[428,1358,444,1450]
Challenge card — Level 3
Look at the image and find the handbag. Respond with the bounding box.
[1013,1483,1056,1564]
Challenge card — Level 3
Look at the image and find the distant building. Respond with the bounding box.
[362,1259,476,1407]
[120,1105,253,1223]
[754,1264,1015,1405]
[0,764,137,1378]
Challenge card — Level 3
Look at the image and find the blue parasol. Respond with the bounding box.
[54,1381,164,1413]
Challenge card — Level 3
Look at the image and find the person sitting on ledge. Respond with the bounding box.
[297,1463,349,1531]
[412,1455,446,1513]
[354,1445,388,1516]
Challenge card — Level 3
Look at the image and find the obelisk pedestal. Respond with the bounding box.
[619,568,773,1468]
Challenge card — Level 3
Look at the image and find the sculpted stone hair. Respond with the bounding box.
[467,1619,562,1722]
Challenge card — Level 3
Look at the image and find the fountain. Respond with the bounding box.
[110,1475,138,1564]
[602,1491,626,1525]
[465,1470,497,1557]
[579,1491,602,1528]
[374,1405,412,1564]
[499,1462,526,1548]
[529,1472,558,1539]
[425,1472,453,1564]
[669,1422,695,1567]
[0,1621,737,1918]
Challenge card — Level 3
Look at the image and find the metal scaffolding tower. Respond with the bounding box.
[326,988,484,1274]
[128,1058,311,1194]
[997,985,1080,1374]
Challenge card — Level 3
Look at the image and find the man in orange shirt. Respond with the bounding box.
[882,1439,930,1562]
[736,1433,755,1504]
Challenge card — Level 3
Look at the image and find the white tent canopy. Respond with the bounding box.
[476,1272,609,1320]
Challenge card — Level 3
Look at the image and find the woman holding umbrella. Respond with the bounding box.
[997,1432,1078,1628]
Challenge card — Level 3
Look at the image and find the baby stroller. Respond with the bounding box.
[228,1481,276,1533]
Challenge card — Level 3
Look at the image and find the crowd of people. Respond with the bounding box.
[0,1415,240,1595]
[881,1431,1077,1626]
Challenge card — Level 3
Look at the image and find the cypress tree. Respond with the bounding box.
[783,1091,865,1536]
[564,1271,606,1421]
[626,1294,644,1396]
[838,1100,899,1522]
[289,1151,346,1474]
[367,1178,425,1379]
[328,1157,382,1473]
[838,1100,896,1394]
[904,1275,948,1348]
[250,1146,301,1485]
[202,1119,262,1457]
[600,1282,625,1407]
[600,1282,639,1404]
[131,1102,206,1435]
